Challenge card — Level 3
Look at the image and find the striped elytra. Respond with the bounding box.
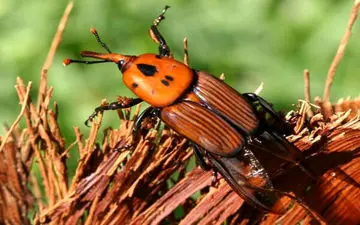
[194,71,259,134]
[160,101,245,157]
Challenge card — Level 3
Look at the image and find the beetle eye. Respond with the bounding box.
[118,60,125,70]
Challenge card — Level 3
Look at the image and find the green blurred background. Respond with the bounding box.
[1,0,360,142]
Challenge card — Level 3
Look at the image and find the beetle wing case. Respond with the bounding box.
[194,71,259,135]
[194,71,308,168]
[160,101,245,157]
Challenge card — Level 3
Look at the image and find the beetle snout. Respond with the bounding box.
[80,51,131,64]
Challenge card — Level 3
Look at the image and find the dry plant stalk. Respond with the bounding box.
[1,1,360,225]
[322,0,360,118]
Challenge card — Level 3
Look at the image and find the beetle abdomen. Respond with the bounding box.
[160,101,244,157]
[194,71,259,134]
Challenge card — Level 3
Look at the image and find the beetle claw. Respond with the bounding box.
[84,116,94,127]
[84,120,89,127]
[84,111,99,127]
[211,170,219,187]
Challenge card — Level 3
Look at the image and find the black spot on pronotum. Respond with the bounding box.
[137,64,157,76]
[161,79,170,86]
[132,83,138,88]
[155,55,161,59]
[165,75,174,81]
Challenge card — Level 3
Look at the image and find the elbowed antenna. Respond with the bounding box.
[63,58,110,66]
[63,28,131,66]
[90,28,112,53]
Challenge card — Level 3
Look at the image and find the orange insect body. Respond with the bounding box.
[122,53,194,107]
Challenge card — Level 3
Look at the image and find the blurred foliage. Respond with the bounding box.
[1,0,360,143]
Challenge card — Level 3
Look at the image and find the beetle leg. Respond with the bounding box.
[85,97,143,126]
[243,93,317,179]
[193,145,221,186]
[242,92,293,134]
[211,170,220,187]
[242,93,283,122]
[193,144,212,171]
[133,107,159,133]
[149,5,171,57]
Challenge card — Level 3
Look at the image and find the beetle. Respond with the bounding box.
[64,6,316,214]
